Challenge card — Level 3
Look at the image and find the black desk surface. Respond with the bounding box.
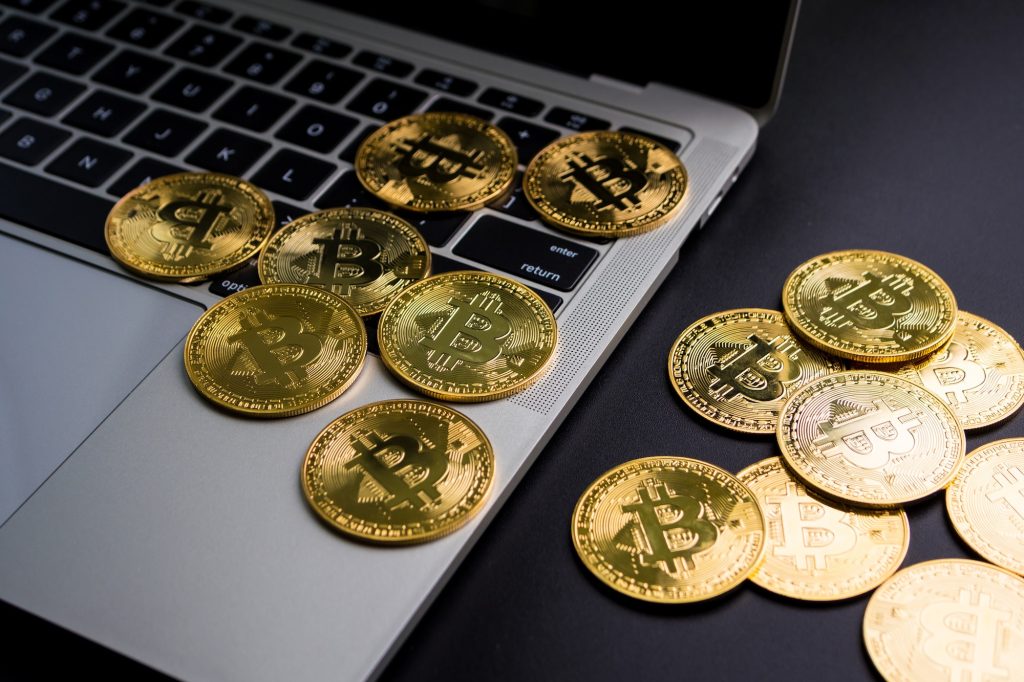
[5,1,1024,679]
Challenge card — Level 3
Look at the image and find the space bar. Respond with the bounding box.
[0,163,113,254]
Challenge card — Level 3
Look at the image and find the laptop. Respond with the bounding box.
[0,0,799,678]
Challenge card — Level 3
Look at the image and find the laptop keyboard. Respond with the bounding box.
[0,0,691,314]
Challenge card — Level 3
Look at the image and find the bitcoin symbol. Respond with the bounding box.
[820,272,914,334]
[919,341,987,404]
[766,481,857,570]
[709,334,801,401]
[150,191,237,261]
[621,479,718,575]
[227,309,323,387]
[920,588,1011,681]
[987,464,1024,520]
[420,295,511,371]
[813,399,921,469]
[560,152,648,210]
[307,227,384,295]
[394,134,484,183]
[345,430,448,511]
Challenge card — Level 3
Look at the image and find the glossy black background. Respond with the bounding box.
[5,1,1024,679]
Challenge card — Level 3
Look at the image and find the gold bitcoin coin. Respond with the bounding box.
[571,456,765,603]
[897,311,1024,429]
[947,439,1024,575]
[377,270,557,402]
[302,399,494,544]
[184,283,366,417]
[258,208,430,317]
[668,309,846,434]
[355,112,516,212]
[863,559,1024,682]
[105,172,274,282]
[777,370,965,507]
[737,457,909,600]
[523,131,688,237]
[782,249,957,363]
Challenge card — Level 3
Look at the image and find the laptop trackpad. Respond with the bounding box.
[0,234,201,523]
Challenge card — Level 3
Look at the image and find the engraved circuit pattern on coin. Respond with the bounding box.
[777,371,965,507]
[668,309,846,434]
[572,456,765,603]
[863,559,1024,682]
[258,207,431,317]
[947,439,1024,575]
[184,283,366,417]
[782,250,957,363]
[377,271,557,402]
[105,172,274,282]
[523,130,688,237]
[897,311,1024,429]
[355,112,517,212]
[302,399,494,543]
[738,457,908,601]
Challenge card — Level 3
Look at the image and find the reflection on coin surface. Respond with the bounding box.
[863,559,1024,682]
[782,250,957,363]
[898,311,1024,429]
[947,439,1024,575]
[302,399,494,543]
[105,172,274,282]
[377,270,557,402]
[668,309,845,434]
[738,457,908,600]
[355,112,516,212]
[524,131,687,237]
[777,371,964,506]
[572,456,765,603]
[184,283,366,417]
[258,208,430,316]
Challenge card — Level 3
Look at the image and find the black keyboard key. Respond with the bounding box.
[5,72,84,116]
[107,8,183,47]
[0,56,28,91]
[62,89,144,136]
[479,88,543,117]
[0,16,56,57]
[346,78,426,120]
[427,96,492,121]
[185,127,268,175]
[619,126,681,153]
[284,59,361,104]
[34,32,113,74]
[399,210,467,247]
[123,107,205,154]
[174,1,229,24]
[107,155,182,196]
[0,117,69,164]
[0,108,10,126]
[291,32,349,58]
[314,171,383,209]
[92,49,171,93]
[0,0,58,14]
[51,0,126,30]
[415,69,475,96]
[276,104,356,153]
[44,136,131,186]
[0,160,113,251]
[493,171,537,221]
[338,124,375,163]
[496,117,558,164]
[152,67,230,112]
[271,200,307,229]
[164,25,240,66]
[212,85,293,132]
[454,216,596,291]
[233,15,288,40]
[251,148,334,200]
[224,42,300,84]
[208,258,260,296]
[353,50,413,78]
[545,106,609,132]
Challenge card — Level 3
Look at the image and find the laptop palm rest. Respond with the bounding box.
[0,232,201,524]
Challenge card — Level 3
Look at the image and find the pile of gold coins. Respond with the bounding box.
[572,249,1024,679]
[103,111,688,544]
